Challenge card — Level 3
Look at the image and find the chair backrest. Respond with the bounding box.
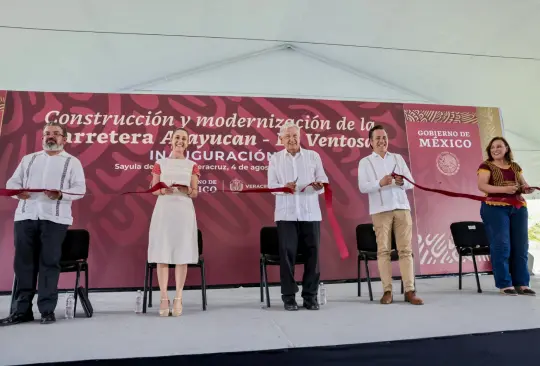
[449,221,489,248]
[260,226,279,256]
[356,223,396,252]
[197,229,203,255]
[61,229,90,262]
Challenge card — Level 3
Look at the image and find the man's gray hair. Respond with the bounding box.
[279,121,300,135]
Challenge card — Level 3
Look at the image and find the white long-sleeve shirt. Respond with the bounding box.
[358,151,414,215]
[6,150,86,225]
[267,148,329,222]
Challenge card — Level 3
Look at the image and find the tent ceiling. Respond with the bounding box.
[2,0,539,59]
[1,0,538,92]
[1,1,539,144]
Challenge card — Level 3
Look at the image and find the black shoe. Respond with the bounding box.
[0,312,34,326]
[283,299,298,311]
[41,313,56,324]
[516,287,536,296]
[303,298,320,310]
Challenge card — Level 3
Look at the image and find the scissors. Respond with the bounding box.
[390,164,400,184]
[289,177,298,189]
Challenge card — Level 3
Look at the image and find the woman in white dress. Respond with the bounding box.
[148,128,200,317]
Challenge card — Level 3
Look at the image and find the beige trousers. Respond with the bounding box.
[371,209,415,292]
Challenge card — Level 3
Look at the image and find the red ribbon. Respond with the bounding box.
[1,182,349,259]
[126,182,348,259]
[392,173,538,209]
[0,188,85,197]
[222,187,294,194]
[121,181,189,195]
[0,183,292,197]
[0,182,192,197]
[221,182,348,259]
[300,183,349,260]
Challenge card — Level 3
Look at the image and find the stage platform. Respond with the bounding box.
[1,275,539,366]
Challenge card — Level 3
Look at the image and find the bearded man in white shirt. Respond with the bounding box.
[358,125,423,305]
[267,121,328,311]
[0,122,86,326]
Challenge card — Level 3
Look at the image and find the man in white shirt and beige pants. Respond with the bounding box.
[0,122,86,326]
[358,125,423,305]
[268,121,328,311]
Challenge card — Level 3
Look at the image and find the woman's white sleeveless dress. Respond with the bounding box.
[148,158,199,265]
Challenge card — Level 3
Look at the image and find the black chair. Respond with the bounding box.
[142,229,207,312]
[259,226,307,308]
[356,224,407,301]
[9,229,91,317]
[450,221,491,293]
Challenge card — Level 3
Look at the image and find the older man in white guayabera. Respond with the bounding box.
[267,121,329,311]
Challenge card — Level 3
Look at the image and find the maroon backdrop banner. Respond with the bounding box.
[0,92,487,291]
[404,105,491,274]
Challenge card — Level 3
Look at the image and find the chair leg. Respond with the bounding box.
[357,255,361,297]
[364,258,373,301]
[263,260,270,308]
[400,279,404,294]
[73,266,81,318]
[84,263,89,297]
[458,253,463,290]
[200,260,207,311]
[148,266,153,308]
[472,253,482,293]
[143,263,150,314]
[260,258,264,302]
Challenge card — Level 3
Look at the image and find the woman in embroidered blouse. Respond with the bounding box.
[477,137,535,296]
[148,128,201,316]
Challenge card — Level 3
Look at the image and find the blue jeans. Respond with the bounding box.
[480,202,529,289]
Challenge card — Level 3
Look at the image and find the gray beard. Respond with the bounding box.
[43,141,64,152]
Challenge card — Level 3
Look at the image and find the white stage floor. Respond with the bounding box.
[1,275,539,366]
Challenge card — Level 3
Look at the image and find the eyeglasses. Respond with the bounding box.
[43,132,64,137]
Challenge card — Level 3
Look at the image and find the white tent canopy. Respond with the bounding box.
[1,0,540,190]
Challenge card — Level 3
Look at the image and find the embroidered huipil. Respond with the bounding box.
[477,161,526,206]
[358,152,414,215]
[6,150,86,225]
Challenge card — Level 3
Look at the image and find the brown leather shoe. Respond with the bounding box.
[404,291,424,305]
[380,291,393,304]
